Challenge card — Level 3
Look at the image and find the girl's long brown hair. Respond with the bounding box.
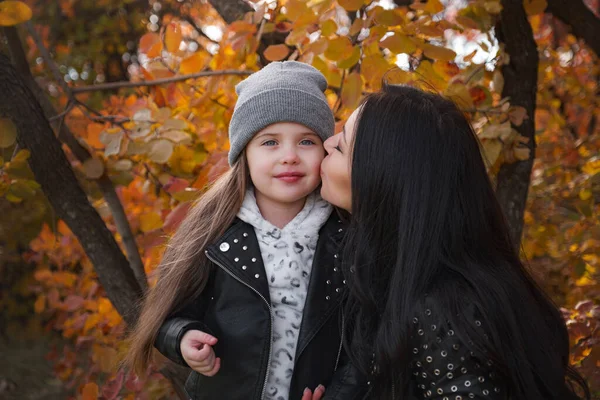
[123,153,249,376]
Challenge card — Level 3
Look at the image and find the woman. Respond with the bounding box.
[318,84,590,399]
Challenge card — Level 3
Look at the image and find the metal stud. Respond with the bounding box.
[475,320,481,326]
[242,246,248,250]
[431,324,437,331]
[434,369,440,375]
[482,390,489,396]
[242,266,247,270]
[451,386,458,392]
[333,267,338,272]
[441,350,448,357]
[456,396,462,400]
[338,228,343,232]
[252,257,257,262]
[418,329,424,335]
[448,363,454,370]
[336,288,341,293]
[426,356,433,363]
[413,348,419,354]
[343,280,346,284]
[254,273,259,278]
[326,280,331,284]
[334,254,338,258]
[478,377,485,383]
[219,242,230,252]
[465,380,471,387]
[447,372,453,379]
[234,257,239,262]
[413,317,419,323]
[425,309,432,316]
[326,296,330,300]
[243,233,248,237]
[233,239,239,243]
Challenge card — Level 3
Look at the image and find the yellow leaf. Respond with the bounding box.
[582,159,600,175]
[424,0,444,14]
[165,22,183,53]
[264,44,290,61]
[341,72,363,110]
[324,37,353,61]
[81,382,99,400]
[0,117,17,148]
[524,0,547,15]
[82,158,105,179]
[415,60,447,91]
[140,211,163,232]
[375,9,404,26]
[579,189,592,201]
[349,18,364,36]
[380,33,416,54]
[321,20,338,36]
[180,52,209,74]
[361,54,390,90]
[338,0,364,12]
[422,43,456,62]
[0,1,32,26]
[337,46,361,69]
[148,139,174,164]
[34,295,46,314]
[481,139,503,165]
[445,83,474,109]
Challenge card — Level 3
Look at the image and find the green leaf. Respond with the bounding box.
[0,118,17,148]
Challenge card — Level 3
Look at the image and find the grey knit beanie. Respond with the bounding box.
[228,61,335,165]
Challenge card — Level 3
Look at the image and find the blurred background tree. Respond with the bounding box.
[0,0,598,398]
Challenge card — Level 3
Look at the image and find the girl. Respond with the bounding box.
[318,84,591,399]
[125,62,363,400]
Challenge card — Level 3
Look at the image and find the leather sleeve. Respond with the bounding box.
[155,317,211,367]
[322,350,370,400]
[154,276,214,368]
[409,300,508,399]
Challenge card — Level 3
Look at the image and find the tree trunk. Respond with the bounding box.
[0,53,143,326]
[547,0,600,57]
[495,0,539,248]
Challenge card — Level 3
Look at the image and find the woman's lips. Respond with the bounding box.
[275,172,304,183]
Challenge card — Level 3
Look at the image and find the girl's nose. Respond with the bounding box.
[281,148,300,164]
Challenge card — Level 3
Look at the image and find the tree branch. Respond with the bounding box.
[7,23,148,291]
[0,53,143,325]
[547,0,600,57]
[71,70,253,94]
[495,0,539,248]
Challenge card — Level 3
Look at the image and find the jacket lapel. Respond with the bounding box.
[295,214,347,360]
[205,219,271,304]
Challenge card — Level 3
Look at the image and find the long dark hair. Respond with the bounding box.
[124,152,250,375]
[342,84,590,399]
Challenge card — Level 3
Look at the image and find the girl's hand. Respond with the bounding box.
[302,385,325,400]
[180,330,221,376]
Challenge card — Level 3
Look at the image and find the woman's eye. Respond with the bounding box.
[334,145,342,153]
[300,139,316,145]
[262,140,277,146]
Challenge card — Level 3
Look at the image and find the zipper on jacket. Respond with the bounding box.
[334,311,344,371]
[205,250,274,400]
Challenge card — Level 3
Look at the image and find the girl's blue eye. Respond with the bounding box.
[300,139,316,145]
[262,140,277,146]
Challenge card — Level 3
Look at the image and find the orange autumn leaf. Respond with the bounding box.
[81,382,99,400]
[165,22,183,53]
[139,32,162,58]
[264,44,290,61]
[180,52,209,74]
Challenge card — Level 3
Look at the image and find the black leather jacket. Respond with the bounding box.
[155,215,368,400]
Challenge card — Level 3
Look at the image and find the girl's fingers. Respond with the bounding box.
[302,388,313,400]
[204,357,221,376]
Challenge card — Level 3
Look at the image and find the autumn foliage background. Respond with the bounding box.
[0,0,599,399]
